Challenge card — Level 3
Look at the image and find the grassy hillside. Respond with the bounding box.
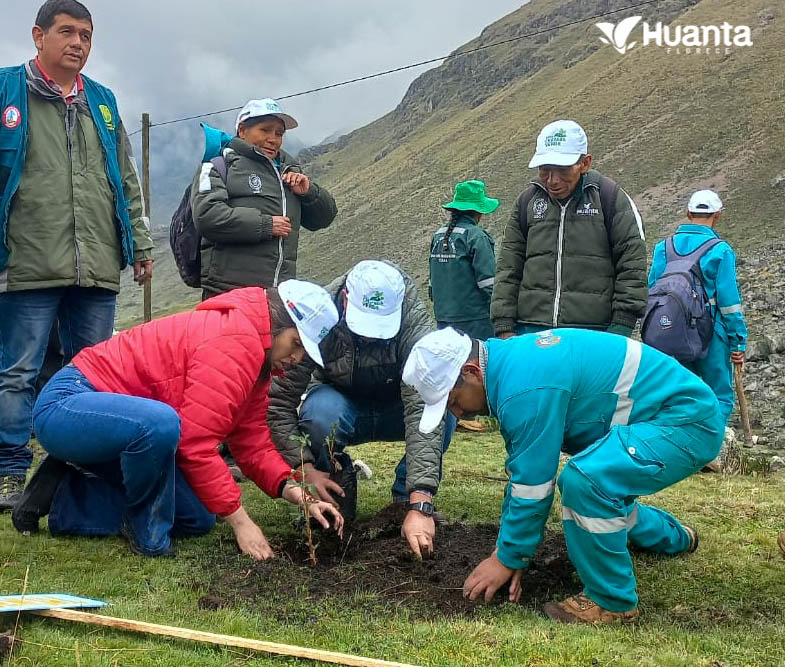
[295,0,783,289]
[117,0,784,326]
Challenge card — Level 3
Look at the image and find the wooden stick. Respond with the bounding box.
[734,364,752,442]
[141,112,153,323]
[30,609,420,667]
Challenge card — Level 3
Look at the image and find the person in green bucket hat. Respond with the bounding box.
[429,179,498,343]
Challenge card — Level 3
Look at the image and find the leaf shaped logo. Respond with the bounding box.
[595,16,642,54]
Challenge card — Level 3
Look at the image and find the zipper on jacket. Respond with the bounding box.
[270,161,287,287]
[65,103,81,285]
[552,199,571,327]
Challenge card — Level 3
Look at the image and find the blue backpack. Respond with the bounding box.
[641,237,722,362]
[169,124,233,288]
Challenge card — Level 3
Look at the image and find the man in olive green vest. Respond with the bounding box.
[0,0,154,509]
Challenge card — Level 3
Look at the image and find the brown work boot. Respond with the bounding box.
[778,532,785,556]
[543,593,638,624]
[457,419,486,433]
[683,524,699,553]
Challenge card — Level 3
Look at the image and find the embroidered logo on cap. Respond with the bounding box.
[362,290,385,311]
[2,106,21,129]
[543,128,567,147]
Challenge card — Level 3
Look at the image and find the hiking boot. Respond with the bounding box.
[683,524,699,554]
[0,474,26,512]
[11,456,69,534]
[457,419,486,433]
[778,532,785,556]
[543,593,638,624]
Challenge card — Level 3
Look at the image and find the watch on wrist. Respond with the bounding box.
[407,501,434,516]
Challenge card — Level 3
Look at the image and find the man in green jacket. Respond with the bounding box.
[0,0,153,509]
[491,120,646,339]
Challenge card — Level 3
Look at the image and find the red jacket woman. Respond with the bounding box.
[17,283,342,559]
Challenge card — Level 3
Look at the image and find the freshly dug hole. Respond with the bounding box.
[201,505,577,618]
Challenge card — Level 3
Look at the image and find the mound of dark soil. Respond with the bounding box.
[200,505,577,618]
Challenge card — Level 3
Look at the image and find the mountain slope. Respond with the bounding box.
[117,0,784,326]
[295,0,783,290]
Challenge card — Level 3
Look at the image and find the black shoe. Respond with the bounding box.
[11,457,69,534]
[120,520,177,558]
[0,474,26,512]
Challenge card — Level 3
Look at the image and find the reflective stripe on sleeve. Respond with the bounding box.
[198,163,214,193]
[477,277,495,289]
[612,338,642,425]
[719,304,742,315]
[510,478,556,501]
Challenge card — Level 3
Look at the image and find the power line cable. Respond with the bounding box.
[129,0,659,136]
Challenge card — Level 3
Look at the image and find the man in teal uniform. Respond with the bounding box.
[648,189,747,422]
[403,327,723,623]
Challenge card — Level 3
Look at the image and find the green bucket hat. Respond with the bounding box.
[442,180,499,214]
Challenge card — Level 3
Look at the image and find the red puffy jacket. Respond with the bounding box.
[73,288,293,516]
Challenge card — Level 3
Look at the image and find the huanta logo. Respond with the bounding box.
[596,16,642,54]
[596,16,753,55]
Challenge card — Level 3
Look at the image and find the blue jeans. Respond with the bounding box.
[0,287,116,475]
[33,366,214,556]
[299,383,456,501]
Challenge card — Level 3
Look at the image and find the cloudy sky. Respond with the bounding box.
[3,1,526,146]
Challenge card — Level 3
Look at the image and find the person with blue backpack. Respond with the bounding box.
[403,327,723,623]
[0,0,154,511]
[643,190,747,422]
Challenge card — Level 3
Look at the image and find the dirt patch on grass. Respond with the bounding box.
[200,505,577,618]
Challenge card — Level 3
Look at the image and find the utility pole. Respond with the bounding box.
[141,113,152,323]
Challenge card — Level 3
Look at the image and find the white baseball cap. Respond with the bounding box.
[345,261,405,340]
[402,328,473,434]
[236,98,298,132]
[528,120,588,168]
[277,280,338,367]
[688,190,723,214]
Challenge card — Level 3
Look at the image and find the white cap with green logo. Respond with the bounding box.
[528,120,588,168]
[277,280,338,367]
[236,98,298,132]
[403,328,473,434]
[345,260,405,340]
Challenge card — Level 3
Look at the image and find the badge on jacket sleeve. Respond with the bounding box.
[2,106,21,129]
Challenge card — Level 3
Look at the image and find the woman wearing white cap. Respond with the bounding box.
[13,281,343,560]
[191,98,337,297]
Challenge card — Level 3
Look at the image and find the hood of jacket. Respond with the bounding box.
[196,286,272,349]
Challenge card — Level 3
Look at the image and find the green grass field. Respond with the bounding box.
[1,432,784,667]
